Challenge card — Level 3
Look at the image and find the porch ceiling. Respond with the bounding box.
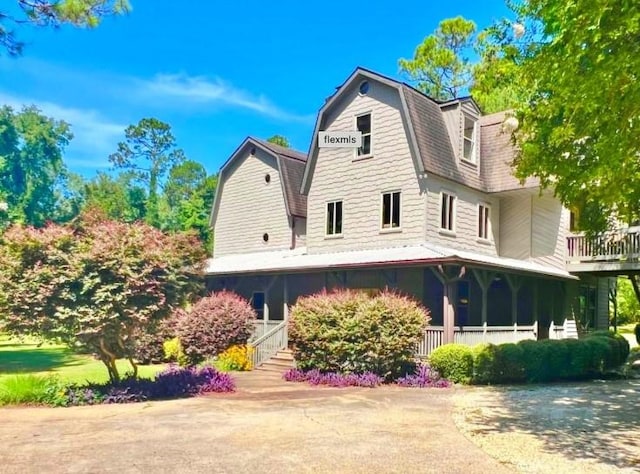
[205,244,577,280]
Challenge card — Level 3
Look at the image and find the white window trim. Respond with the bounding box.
[439,191,457,235]
[461,115,478,165]
[325,200,344,238]
[477,202,491,242]
[380,190,402,232]
[355,112,373,159]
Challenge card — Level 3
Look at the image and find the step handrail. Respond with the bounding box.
[249,320,288,367]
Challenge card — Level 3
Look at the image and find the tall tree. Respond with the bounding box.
[83,171,146,222]
[267,135,290,148]
[160,160,217,250]
[499,0,640,233]
[109,118,185,227]
[1,0,130,55]
[399,16,477,101]
[0,105,72,227]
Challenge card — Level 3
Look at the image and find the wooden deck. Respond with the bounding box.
[567,228,640,273]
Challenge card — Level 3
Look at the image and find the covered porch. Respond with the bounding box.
[205,244,578,363]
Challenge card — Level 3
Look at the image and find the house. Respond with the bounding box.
[206,67,619,364]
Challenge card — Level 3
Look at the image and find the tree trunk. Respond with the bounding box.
[128,357,138,378]
[99,338,120,382]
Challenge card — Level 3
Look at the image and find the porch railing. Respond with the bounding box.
[567,228,640,262]
[249,320,288,368]
[416,324,538,357]
[250,320,283,341]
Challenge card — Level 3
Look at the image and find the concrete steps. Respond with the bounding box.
[255,349,295,373]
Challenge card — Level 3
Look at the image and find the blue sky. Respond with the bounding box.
[0,0,512,177]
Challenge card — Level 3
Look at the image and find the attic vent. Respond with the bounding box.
[263,233,269,243]
[250,147,256,155]
[265,173,271,183]
[358,80,370,96]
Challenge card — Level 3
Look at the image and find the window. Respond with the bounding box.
[326,200,343,236]
[264,173,271,183]
[381,191,401,229]
[358,81,370,95]
[463,116,477,163]
[578,285,597,330]
[440,192,456,231]
[478,204,490,240]
[252,292,265,320]
[262,233,269,242]
[356,113,371,157]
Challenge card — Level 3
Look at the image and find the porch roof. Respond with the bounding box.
[205,243,578,280]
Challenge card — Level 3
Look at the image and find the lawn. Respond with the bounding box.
[615,323,638,335]
[0,334,165,384]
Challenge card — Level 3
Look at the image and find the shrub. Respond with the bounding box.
[174,291,256,365]
[288,289,429,378]
[473,343,526,384]
[429,344,474,384]
[132,321,174,364]
[395,364,451,388]
[163,337,189,366]
[215,345,254,371]
[0,375,67,406]
[282,369,383,387]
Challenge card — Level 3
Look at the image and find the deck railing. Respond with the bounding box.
[416,324,539,357]
[567,228,640,262]
[249,320,288,368]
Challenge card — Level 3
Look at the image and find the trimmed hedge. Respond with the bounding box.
[432,331,630,385]
[288,289,430,378]
[429,344,474,384]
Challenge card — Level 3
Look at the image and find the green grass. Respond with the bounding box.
[615,323,638,335]
[0,334,165,385]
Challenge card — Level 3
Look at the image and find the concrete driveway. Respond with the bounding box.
[0,372,510,474]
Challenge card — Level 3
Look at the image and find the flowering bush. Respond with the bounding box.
[163,337,189,366]
[289,289,429,378]
[173,291,256,365]
[215,345,254,371]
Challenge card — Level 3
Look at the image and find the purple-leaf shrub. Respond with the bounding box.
[282,369,383,388]
[174,291,256,365]
[65,366,234,406]
[395,364,451,388]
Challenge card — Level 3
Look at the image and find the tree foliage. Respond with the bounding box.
[1,0,130,55]
[500,0,640,232]
[266,135,290,148]
[615,277,640,325]
[399,16,477,101]
[109,118,186,227]
[0,210,205,382]
[0,105,72,227]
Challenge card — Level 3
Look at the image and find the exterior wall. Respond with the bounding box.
[499,193,532,260]
[597,277,612,330]
[441,104,460,161]
[531,194,568,269]
[293,217,307,248]
[425,176,500,255]
[499,191,567,269]
[213,148,291,257]
[306,80,426,253]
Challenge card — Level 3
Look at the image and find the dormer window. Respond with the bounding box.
[463,116,477,163]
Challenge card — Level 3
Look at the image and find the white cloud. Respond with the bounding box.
[137,73,314,123]
[0,92,125,169]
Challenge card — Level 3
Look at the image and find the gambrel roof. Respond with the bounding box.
[300,67,538,195]
[210,137,308,227]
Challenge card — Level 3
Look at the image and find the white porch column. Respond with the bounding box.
[283,275,289,321]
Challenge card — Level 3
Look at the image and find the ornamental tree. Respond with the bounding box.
[0,210,205,381]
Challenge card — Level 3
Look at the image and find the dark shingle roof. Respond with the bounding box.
[255,139,308,217]
[479,112,539,192]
